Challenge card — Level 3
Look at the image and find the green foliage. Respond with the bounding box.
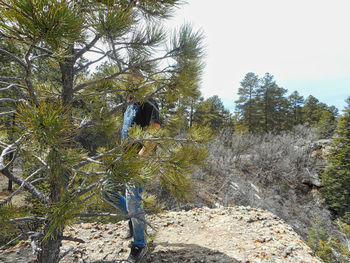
[307,218,350,263]
[317,108,337,139]
[0,0,84,50]
[322,97,350,219]
[0,204,31,249]
[193,96,232,132]
[288,90,304,126]
[235,72,260,132]
[16,101,71,147]
[235,72,338,134]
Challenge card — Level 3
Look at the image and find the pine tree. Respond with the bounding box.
[321,97,350,220]
[193,95,232,132]
[256,73,288,132]
[307,218,350,262]
[288,90,304,126]
[0,1,207,262]
[235,72,260,132]
[317,106,338,139]
[302,95,328,127]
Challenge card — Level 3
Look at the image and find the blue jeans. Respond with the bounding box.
[102,103,146,247]
[102,183,146,247]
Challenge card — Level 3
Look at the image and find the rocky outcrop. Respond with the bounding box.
[1,207,323,263]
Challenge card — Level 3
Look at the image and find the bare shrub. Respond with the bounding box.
[192,125,334,239]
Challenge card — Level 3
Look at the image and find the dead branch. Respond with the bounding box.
[2,169,50,203]
[0,111,15,116]
[73,148,118,169]
[0,231,36,251]
[0,167,46,206]
[30,233,43,254]
[5,216,47,223]
[0,48,26,68]
[60,236,85,243]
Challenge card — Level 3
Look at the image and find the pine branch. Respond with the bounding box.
[0,111,15,116]
[107,102,128,117]
[83,192,96,202]
[5,216,47,223]
[74,34,102,61]
[78,206,157,232]
[72,169,105,176]
[0,82,27,91]
[74,52,109,74]
[30,154,47,166]
[0,48,26,68]
[73,148,118,169]
[0,76,24,82]
[60,236,85,243]
[81,157,103,165]
[76,174,88,194]
[71,177,107,197]
[76,211,156,232]
[30,178,46,185]
[73,70,127,92]
[0,134,25,169]
[76,212,128,219]
[133,137,197,143]
[73,89,127,101]
[1,169,49,203]
[0,231,36,251]
[0,106,13,111]
[73,50,175,93]
[0,141,7,148]
[0,98,23,103]
[0,167,46,207]
[30,53,51,62]
[0,233,24,251]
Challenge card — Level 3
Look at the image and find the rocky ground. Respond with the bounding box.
[0,206,323,263]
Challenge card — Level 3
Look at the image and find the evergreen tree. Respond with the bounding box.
[256,73,288,132]
[317,106,338,139]
[307,218,350,262]
[302,95,327,126]
[234,72,338,134]
[193,95,232,132]
[0,1,207,262]
[321,97,350,220]
[288,90,304,126]
[235,72,260,132]
[159,90,201,135]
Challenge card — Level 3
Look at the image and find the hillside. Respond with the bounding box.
[1,207,322,263]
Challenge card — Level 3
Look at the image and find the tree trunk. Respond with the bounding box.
[189,101,194,128]
[37,175,62,263]
[59,45,75,106]
[37,229,62,263]
[7,179,12,191]
[60,60,74,106]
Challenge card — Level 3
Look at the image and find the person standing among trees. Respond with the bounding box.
[102,98,161,263]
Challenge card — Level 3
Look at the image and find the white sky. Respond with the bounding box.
[166,0,350,112]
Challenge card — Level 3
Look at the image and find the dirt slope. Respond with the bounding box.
[0,207,322,263]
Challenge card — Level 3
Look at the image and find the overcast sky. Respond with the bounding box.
[166,0,350,112]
